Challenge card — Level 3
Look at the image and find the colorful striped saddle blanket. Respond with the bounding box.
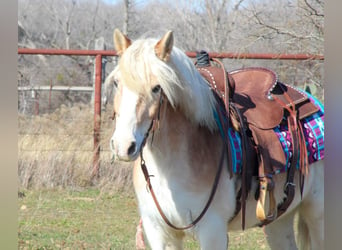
[228,91,324,174]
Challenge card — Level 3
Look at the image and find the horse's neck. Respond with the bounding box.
[144,103,223,185]
[145,104,194,161]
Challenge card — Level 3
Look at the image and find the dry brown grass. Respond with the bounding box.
[18,103,133,191]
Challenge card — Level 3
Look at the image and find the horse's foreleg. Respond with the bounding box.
[140,218,167,249]
[141,216,183,250]
[196,213,228,250]
[135,218,146,250]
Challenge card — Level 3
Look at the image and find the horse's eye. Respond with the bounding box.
[152,85,161,94]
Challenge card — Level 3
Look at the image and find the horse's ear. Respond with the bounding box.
[155,31,173,61]
[113,29,131,56]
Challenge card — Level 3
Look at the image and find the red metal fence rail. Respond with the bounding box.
[17,48,324,179]
[18,48,325,60]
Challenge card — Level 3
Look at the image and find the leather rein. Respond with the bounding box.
[139,90,227,230]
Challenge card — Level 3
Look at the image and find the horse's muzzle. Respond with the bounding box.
[110,138,140,162]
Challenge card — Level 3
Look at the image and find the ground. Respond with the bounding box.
[18,188,269,249]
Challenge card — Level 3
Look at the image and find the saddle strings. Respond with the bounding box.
[272,85,308,199]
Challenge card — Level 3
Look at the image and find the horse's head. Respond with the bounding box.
[107,29,218,162]
[108,29,176,161]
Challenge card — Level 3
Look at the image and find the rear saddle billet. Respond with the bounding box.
[195,51,319,228]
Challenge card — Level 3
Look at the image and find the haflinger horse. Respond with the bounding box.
[107,29,324,250]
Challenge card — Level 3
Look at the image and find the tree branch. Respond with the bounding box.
[303,0,324,17]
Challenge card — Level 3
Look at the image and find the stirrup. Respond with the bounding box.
[256,179,277,222]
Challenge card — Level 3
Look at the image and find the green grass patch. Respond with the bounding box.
[18,189,269,249]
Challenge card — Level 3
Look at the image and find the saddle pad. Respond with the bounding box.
[274,92,324,172]
[227,91,324,174]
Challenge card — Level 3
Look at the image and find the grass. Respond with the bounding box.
[18,188,139,249]
[18,104,270,249]
[18,188,270,249]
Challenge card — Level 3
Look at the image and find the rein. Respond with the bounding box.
[139,92,227,230]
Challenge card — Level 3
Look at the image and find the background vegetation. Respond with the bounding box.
[18,0,323,115]
[18,0,323,248]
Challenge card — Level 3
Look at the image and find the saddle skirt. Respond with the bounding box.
[227,91,324,174]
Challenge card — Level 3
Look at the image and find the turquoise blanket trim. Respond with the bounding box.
[213,109,225,139]
[213,108,242,174]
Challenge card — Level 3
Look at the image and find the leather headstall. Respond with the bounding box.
[138,88,227,230]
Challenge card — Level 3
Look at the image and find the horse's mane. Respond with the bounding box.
[116,38,218,131]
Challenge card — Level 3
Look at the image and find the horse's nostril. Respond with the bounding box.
[127,142,136,155]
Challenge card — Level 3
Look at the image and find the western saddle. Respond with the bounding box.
[195,51,319,229]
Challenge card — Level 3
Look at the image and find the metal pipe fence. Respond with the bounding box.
[17,48,324,181]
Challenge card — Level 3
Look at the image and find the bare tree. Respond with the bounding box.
[18,0,123,114]
[245,0,323,53]
[18,0,324,114]
[241,0,323,92]
[123,0,130,35]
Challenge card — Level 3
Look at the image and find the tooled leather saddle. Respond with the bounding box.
[195,51,319,229]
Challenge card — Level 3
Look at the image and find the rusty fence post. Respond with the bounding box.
[92,54,102,180]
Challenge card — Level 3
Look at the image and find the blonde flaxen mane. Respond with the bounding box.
[112,36,218,131]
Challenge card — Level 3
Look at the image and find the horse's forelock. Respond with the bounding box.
[118,40,152,93]
[118,39,181,104]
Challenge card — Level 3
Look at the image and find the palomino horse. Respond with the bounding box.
[107,29,324,250]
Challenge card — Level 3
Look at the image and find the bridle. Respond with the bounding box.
[138,90,227,230]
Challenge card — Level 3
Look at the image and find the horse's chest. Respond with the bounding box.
[137,180,199,224]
